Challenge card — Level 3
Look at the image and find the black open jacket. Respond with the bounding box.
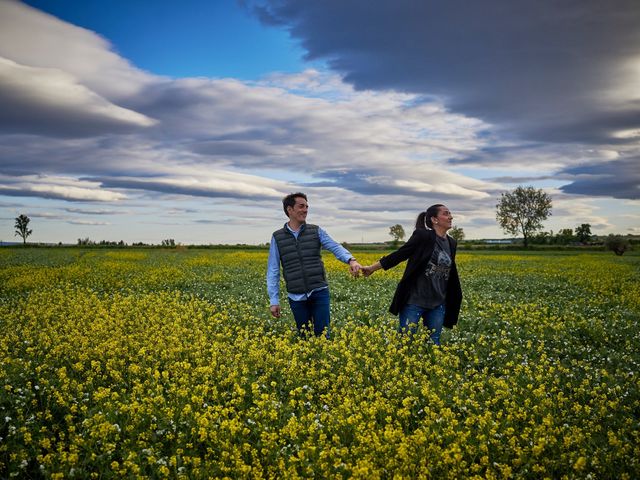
[379,228,463,328]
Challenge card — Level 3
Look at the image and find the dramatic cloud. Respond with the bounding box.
[0,174,127,202]
[0,2,492,203]
[1,1,637,242]
[0,0,151,99]
[560,157,640,199]
[0,0,156,139]
[248,0,640,142]
[92,172,287,200]
[0,58,157,136]
[247,0,640,200]
[0,7,494,203]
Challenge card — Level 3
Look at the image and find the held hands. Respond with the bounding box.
[348,259,379,278]
[348,258,363,277]
[360,265,375,277]
[360,261,381,277]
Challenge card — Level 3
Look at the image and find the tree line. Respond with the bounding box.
[494,186,632,255]
[388,185,633,255]
[9,186,635,255]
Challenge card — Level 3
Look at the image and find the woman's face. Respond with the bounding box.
[432,206,453,229]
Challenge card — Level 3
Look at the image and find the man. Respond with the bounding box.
[267,192,361,338]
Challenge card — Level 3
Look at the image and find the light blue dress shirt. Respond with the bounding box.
[267,223,354,306]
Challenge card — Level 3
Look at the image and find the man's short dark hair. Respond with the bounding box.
[282,192,307,217]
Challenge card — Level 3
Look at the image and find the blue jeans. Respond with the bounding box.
[288,288,331,338]
[398,303,445,345]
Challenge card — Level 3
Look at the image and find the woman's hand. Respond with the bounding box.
[361,262,381,277]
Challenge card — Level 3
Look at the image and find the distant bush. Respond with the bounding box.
[604,234,630,256]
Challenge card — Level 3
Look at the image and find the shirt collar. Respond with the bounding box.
[285,222,306,234]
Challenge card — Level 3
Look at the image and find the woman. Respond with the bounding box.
[362,204,462,345]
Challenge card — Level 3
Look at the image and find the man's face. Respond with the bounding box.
[287,197,308,223]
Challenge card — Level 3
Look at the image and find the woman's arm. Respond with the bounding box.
[361,261,382,277]
[378,230,424,270]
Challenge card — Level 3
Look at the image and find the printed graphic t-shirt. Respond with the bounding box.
[406,235,452,309]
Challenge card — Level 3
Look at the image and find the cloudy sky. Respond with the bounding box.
[1,0,638,244]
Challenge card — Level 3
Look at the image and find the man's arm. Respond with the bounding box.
[266,237,282,318]
[318,227,362,276]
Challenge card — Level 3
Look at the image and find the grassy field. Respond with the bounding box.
[1,248,639,478]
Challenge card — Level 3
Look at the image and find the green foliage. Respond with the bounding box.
[575,223,592,243]
[555,228,575,244]
[388,224,405,244]
[448,225,465,241]
[604,234,630,256]
[14,214,32,245]
[496,186,552,247]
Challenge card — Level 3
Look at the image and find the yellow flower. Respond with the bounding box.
[573,457,587,471]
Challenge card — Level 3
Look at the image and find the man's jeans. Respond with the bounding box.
[288,288,330,338]
[398,303,445,345]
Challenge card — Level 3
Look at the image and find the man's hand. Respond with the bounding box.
[270,305,281,318]
[349,258,362,277]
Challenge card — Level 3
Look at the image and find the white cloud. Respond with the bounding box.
[67,219,110,226]
[64,207,126,215]
[0,175,127,202]
[93,170,287,200]
[1,1,637,242]
[394,180,490,199]
[0,2,495,206]
[0,0,152,99]
[0,57,157,135]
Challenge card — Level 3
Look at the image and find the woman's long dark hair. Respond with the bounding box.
[415,204,445,230]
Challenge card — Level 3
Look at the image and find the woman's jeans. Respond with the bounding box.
[288,288,330,338]
[398,303,445,345]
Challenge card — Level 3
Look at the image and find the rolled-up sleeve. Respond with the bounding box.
[266,236,281,305]
[318,227,353,263]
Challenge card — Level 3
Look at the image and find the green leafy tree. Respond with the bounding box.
[575,223,592,244]
[14,214,32,245]
[389,224,405,245]
[448,225,465,242]
[496,186,552,247]
[555,228,575,245]
[604,234,630,256]
[531,230,552,245]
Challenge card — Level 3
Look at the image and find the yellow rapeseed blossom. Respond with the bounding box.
[0,248,638,478]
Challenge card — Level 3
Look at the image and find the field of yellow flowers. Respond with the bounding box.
[1,247,639,479]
